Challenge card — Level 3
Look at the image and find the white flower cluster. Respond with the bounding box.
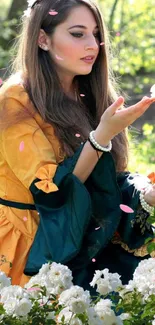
[0,285,32,317]
[0,258,154,324]
[58,285,91,314]
[25,262,73,296]
[126,258,155,300]
[94,299,123,325]
[90,268,122,295]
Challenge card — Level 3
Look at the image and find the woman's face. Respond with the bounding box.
[48,5,100,81]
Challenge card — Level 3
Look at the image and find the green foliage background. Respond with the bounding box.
[0,0,155,175]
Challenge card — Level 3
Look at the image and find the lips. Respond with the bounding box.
[81,56,95,63]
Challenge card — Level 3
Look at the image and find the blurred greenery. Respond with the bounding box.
[128,124,155,174]
[0,0,154,175]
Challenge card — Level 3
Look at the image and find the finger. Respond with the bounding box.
[107,96,124,116]
[128,96,155,113]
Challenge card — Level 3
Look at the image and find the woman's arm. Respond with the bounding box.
[73,96,155,183]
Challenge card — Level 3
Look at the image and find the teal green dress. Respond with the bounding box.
[24,145,154,291]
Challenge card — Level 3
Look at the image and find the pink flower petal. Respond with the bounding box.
[27,287,41,292]
[55,54,64,61]
[120,204,134,213]
[19,141,25,152]
[100,42,105,46]
[23,216,28,222]
[0,78,3,86]
[95,227,101,231]
[40,303,45,306]
[49,10,58,15]
[75,133,81,138]
[116,32,121,36]
[80,94,85,97]
[92,258,96,263]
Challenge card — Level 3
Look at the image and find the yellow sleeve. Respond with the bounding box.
[0,98,59,192]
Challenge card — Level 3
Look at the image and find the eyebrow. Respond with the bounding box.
[68,25,98,30]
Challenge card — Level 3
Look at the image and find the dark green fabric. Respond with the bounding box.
[24,146,154,288]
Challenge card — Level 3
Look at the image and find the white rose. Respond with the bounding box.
[3,297,19,315]
[58,307,82,325]
[0,285,28,303]
[90,269,122,295]
[0,271,11,291]
[15,298,32,317]
[59,286,91,313]
[95,299,123,325]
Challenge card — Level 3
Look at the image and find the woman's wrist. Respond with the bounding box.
[94,123,111,147]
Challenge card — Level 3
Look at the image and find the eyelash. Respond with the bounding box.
[70,32,100,39]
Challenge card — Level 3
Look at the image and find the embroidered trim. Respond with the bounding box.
[111,234,155,257]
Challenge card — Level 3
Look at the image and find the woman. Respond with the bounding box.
[0,0,155,290]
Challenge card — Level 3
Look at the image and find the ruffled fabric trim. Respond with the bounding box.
[35,164,59,193]
[112,233,155,257]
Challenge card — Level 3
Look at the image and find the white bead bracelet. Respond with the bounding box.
[139,189,154,216]
[89,130,112,152]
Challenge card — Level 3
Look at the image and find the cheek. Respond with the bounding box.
[51,37,82,60]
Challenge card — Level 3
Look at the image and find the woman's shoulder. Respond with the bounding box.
[0,73,34,114]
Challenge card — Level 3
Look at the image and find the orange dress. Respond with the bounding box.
[0,80,65,286]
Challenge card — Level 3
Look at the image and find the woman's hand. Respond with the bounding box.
[144,185,155,207]
[94,96,155,146]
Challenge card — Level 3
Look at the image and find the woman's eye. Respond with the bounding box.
[70,33,83,38]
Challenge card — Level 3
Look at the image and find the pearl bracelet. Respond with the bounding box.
[139,189,154,216]
[89,131,112,152]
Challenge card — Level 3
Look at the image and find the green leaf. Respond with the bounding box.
[147,242,155,254]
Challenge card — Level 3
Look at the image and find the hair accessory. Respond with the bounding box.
[139,189,154,215]
[88,130,112,152]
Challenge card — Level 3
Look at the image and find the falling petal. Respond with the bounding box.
[40,303,45,306]
[116,32,121,36]
[80,93,85,97]
[75,133,81,138]
[19,141,25,152]
[27,287,41,292]
[95,227,101,230]
[120,204,134,213]
[23,216,28,222]
[0,78,3,86]
[150,84,155,97]
[49,10,58,15]
[100,42,105,46]
[55,54,64,61]
[92,258,96,262]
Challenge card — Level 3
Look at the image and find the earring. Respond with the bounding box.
[39,44,48,51]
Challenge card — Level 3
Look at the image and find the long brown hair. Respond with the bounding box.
[6,0,129,171]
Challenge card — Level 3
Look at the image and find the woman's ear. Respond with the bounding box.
[38,29,49,51]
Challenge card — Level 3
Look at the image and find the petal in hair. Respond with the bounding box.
[80,94,85,97]
[120,204,134,213]
[100,42,105,46]
[49,10,58,15]
[75,133,81,138]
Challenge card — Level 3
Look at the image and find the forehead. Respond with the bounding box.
[60,5,97,27]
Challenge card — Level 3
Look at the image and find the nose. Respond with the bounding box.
[84,35,99,52]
